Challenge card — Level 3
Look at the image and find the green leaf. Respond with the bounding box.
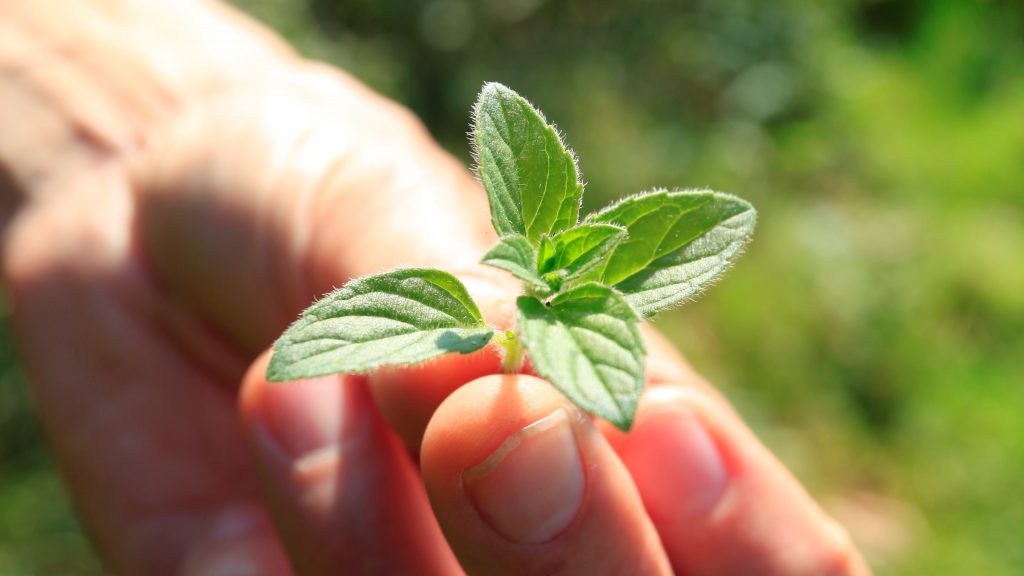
[539,223,627,285]
[536,234,557,272]
[473,82,583,243]
[481,235,548,290]
[267,269,493,381]
[586,189,756,316]
[517,283,645,430]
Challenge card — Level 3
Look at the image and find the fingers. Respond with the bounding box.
[239,353,460,575]
[604,386,871,575]
[180,505,293,576]
[0,0,296,213]
[1,167,275,574]
[368,346,502,454]
[368,266,519,452]
[371,320,704,455]
[133,67,494,354]
[375,302,868,576]
[420,374,671,575]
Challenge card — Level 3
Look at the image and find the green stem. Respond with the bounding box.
[496,329,525,374]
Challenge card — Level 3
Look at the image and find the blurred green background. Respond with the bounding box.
[2,0,1022,573]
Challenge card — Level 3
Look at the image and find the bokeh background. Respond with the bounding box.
[2,0,1022,573]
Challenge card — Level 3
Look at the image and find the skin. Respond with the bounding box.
[0,0,870,574]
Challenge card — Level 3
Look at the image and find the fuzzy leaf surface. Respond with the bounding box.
[537,234,557,273]
[538,223,627,286]
[473,82,583,243]
[481,235,547,290]
[267,269,492,381]
[517,284,645,430]
[587,189,756,316]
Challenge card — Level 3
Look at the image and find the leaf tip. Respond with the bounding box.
[612,411,637,432]
[479,81,512,99]
[473,81,513,119]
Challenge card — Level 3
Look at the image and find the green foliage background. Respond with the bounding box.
[2,0,1022,573]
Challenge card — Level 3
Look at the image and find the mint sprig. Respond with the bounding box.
[267,82,756,430]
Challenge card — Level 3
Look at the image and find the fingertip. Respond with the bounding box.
[606,388,731,522]
[239,349,273,416]
[638,325,694,384]
[368,266,519,453]
[238,354,459,574]
[369,345,503,453]
[611,384,870,575]
[421,374,567,479]
[421,374,670,575]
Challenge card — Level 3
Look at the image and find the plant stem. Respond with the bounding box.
[497,329,524,374]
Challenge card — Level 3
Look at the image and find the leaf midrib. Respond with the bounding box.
[600,195,724,285]
[317,285,475,326]
[525,119,555,237]
[550,304,628,421]
[287,313,421,345]
[291,330,436,370]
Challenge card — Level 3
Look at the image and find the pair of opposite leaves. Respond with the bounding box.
[267,83,756,430]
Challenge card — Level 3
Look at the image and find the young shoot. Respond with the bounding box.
[266,83,756,431]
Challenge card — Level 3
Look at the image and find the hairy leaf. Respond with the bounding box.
[518,284,645,430]
[587,189,756,316]
[268,269,492,381]
[473,82,583,243]
[539,223,627,285]
[537,234,557,273]
[481,235,548,290]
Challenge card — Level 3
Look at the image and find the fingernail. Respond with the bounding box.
[622,396,728,523]
[464,409,585,544]
[253,376,351,471]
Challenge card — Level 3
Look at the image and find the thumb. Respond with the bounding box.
[420,374,671,575]
[133,65,494,354]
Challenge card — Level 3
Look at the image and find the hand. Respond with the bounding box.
[0,1,869,574]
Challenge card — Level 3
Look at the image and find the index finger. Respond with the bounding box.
[602,383,872,575]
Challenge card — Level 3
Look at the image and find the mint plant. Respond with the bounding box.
[266,83,756,430]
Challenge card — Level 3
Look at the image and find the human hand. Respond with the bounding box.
[0,1,869,574]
